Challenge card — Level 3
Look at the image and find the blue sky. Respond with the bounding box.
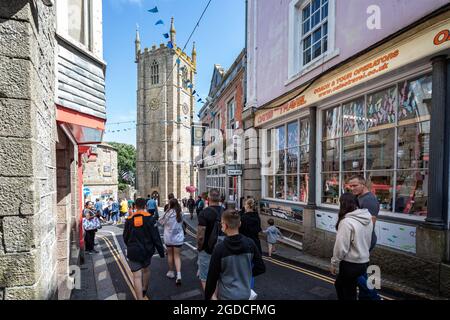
[103,0,245,146]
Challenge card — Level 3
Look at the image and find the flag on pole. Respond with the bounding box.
[168,41,174,49]
[163,33,169,39]
[148,6,159,13]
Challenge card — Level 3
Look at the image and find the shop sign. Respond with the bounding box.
[227,169,242,176]
[434,29,450,46]
[227,164,243,176]
[255,18,450,127]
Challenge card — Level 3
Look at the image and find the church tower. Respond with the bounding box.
[135,19,197,203]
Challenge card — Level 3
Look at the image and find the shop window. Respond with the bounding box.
[398,75,432,123]
[367,87,397,130]
[319,74,431,218]
[263,118,310,203]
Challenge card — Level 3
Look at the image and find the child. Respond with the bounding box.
[263,219,283,257]
[123,198,165,300]
[205,209,265,300]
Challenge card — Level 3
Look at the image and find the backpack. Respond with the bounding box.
[206,206,224,254]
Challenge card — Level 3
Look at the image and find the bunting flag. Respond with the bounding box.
[168,41,174,49]
[155,19,164,26]
[197,98,203,102]
[192,90,197,95]
[148,6,159,13]
[187,83,194,89]
[163,33,170,39]
[176,58,181,65]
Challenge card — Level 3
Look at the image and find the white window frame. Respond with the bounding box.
[261,111,311,205]
[288,0,339,81]
[227,98,236,130]
[56,0,93,52]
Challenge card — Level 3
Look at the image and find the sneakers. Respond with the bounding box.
[166,271,175,279]
[176,274,182,286]
[249,289,258,300]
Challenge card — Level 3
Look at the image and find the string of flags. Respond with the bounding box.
[105,127,136,134]
[144,4,207,105]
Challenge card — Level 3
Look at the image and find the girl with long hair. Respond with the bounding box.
[330,193,374,300]
[160,197,185,285]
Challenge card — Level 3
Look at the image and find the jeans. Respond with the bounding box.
[357,273,381,300]
[335,261,368,300]
[110,211,118,222]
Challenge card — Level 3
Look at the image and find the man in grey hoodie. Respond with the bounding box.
[330,193,373,300]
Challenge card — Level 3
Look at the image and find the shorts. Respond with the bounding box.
[119,211,127,217]
[166,244,183,248]
[128,257,151,273]
[197,250,211,281]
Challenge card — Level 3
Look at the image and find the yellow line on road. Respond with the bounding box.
[263,256,335,284]
[98,236,139,300]
[263,256,393,300]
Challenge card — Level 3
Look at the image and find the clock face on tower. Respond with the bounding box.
[149,98,159,111]
[182,103,189,115]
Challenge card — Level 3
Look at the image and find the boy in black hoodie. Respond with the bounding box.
[123,198,165,300]
[205,209,265,300]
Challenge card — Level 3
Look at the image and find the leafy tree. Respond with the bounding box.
[107,142,136,191]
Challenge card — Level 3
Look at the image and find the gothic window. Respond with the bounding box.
[151,61,159,85]
[151,167,159,187]
[182,67,189,90]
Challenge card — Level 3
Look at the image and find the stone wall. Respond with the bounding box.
[83,144,118,201]
[0,1,58,299]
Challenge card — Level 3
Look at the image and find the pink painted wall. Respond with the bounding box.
[247,0,449,108]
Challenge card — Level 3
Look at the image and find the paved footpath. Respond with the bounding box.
[71,208,421,300]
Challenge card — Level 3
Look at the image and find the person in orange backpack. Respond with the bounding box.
[123,198,165,300]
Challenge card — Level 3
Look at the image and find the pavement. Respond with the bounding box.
[69,207,434,300]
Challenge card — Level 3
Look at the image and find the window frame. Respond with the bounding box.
[288,0,338,80]
[262,115,311,205]
[151,60,160,85]
[227,98,236,130]
[318,73,432,219]
[56,0,93,52]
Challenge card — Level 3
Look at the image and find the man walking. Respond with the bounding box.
[205,209,265,300]
[195,195,205,217]
[147,195,157,216]
[196,189,224,296]
[348,175,381,300]
[187,196,196,220]
[123,198,165,300]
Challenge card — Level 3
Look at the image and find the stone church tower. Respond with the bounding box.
[135,18,196,203]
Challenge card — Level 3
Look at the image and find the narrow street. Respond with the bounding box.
[71,210,411,301]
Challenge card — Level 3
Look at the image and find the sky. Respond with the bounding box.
[103,0,246,146]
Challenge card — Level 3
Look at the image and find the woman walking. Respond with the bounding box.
[160,198,185,285]
[330,193,373,300]
[239,198,262,254]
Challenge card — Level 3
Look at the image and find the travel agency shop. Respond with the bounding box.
[254,13,450,296]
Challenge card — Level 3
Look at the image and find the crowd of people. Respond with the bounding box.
[82,174,382,301]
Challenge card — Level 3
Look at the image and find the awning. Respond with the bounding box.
[56,105,105,144]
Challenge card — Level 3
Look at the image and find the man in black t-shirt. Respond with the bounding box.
[196,188,224,297]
